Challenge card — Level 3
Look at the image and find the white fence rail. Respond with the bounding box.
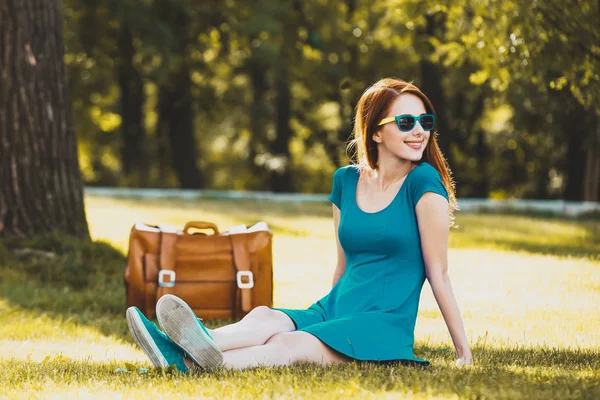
[85,187,600,218]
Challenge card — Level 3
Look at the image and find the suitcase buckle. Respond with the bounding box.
[237,271,254,289]
[158,270,176,288]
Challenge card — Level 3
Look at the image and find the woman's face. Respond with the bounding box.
[372,93,430,163]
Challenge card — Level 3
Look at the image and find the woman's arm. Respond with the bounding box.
[331,204,346,287]
[416,193,473,365]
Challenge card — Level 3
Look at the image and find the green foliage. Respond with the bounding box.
[60,0,600,199]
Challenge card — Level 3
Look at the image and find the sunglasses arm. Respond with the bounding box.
[377,117,396,126]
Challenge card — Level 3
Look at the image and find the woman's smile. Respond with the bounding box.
[404,140,424,150]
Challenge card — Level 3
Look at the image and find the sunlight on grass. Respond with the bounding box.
[1,350,597,399]
[84,196,600,349]
[416,249,600,350]
[85,196,334,252]
[1,195,598,399]
[85,196,600,259]
[0,299,145,363]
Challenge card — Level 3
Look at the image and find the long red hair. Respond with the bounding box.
[348,78,458,213]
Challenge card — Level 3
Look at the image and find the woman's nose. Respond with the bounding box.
[412,121,425,135]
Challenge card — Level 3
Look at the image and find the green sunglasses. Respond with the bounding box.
[377,114,436,132]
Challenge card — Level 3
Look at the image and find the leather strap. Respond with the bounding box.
[156,229,178,301]
[159,231,178,273]
[230,233,252,314]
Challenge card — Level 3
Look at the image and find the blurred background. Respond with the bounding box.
[61,0,600,201]
[1,4,599,397]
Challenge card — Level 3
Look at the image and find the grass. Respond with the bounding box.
[0,196,599,399]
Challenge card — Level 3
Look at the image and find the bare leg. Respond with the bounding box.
[222,331,351,370]
[207,306,295,352]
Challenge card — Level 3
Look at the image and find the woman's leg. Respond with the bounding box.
[208,306,296,352]
[158,295,343,370]
[157,295,298,369]
[221,331,351,370]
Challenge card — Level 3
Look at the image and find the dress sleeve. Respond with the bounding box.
[410,164,449,206]
[328,167,345,209]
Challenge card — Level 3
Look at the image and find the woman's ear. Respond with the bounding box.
[372,129,383,143]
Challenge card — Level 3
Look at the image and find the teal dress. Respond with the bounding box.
[273,161,449,363]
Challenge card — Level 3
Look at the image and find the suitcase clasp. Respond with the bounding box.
[236,271,254,289]
[158,270,176,288]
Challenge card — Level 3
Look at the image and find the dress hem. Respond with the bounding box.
[274,307,430,366]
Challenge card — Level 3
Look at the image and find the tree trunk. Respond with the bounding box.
[472,129,489,198]
[342,0,359,147]
[583,112,600,202]
[471,91,489,198]
[564,127,586,201]
[0,0,90,238]
[153,0,202,189]
[248,56,269,186]
[157,67,202,189]
[418,14,452,165]
[334,0,360,167]
[117,21,147,187]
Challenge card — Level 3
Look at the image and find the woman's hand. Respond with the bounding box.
[455,354,473,367]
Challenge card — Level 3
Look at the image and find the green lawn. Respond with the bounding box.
[1,196,599,399]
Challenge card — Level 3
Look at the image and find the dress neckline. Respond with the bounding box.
[352,163,420,215]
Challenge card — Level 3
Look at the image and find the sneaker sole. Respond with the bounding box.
[126,307,169,369]
[156,295,223,369]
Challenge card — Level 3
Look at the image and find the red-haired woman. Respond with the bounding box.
[126,78,473,372]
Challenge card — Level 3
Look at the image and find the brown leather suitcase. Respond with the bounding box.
[124,221,273,320]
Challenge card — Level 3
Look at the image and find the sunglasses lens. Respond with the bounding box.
[421,115,435,131]
[397,116,415,131]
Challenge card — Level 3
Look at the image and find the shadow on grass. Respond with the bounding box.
[0,234,239,342]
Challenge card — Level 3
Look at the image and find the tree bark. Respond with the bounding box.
[0,0,90,238]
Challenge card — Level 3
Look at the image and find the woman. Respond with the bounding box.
[126,78,473,372]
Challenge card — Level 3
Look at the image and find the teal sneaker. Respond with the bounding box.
[126,306,188,372]
[156,294,224,370]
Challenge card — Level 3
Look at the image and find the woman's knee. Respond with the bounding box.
[245,306,273,320]
[245,307,295,330]
[266,331,349,364]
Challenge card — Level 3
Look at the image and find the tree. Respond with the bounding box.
[154,1,203,189]
[117,18,149,187]
[441,0,600,200]
[0,0,89,238]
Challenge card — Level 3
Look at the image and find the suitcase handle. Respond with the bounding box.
[183,221,220,235]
